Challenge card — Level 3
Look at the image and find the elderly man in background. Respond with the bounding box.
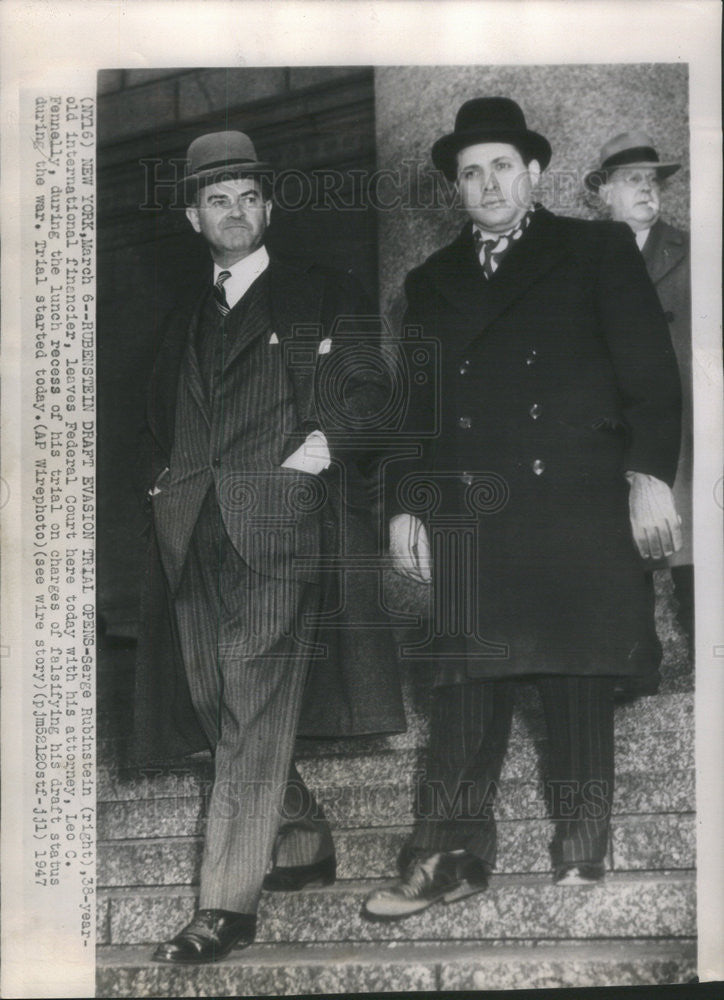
[585,132,693,642]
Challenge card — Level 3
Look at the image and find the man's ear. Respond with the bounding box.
[186,205,201,233]
[598,183,613,209]
[264,200,272,226]
[527,159,541,188]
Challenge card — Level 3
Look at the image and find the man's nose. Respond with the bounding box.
[227,199,245,216]
[482,170,499,191]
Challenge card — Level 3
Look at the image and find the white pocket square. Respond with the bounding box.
[269,331,279,344]
[318,338,332,354]
[281,430,331,474]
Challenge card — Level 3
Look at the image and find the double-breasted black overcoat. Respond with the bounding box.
[386,207,681,689]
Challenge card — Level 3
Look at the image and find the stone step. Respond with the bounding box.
[98,703,694,804]
[98,767,694,838]
[97,870,695,947]
[96,937,697,995]
[97,690,693,766]
[300,728,693,787]
[98,813,694,889]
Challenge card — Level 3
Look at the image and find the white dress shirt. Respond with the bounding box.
[214,244,270,310]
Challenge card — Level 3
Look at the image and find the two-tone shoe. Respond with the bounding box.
[363,850,489,920]
[152,908,256,964]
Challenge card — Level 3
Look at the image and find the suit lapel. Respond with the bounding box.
[428,209,569,349]
[220,272,271,373]
[642,218,687,286]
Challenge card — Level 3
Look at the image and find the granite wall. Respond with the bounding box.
[374,64,689,322]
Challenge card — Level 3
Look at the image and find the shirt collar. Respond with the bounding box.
[473,208,533,244]
[635,228,651,251]
[213,244,270,309]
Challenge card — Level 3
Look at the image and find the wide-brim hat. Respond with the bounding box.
[583,130,680,192]
[178,130,273,203]
[431,97,552,181]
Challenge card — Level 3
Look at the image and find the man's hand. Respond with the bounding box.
[281,430,331,475]
[626,471,683,560]
[389,513,432,583]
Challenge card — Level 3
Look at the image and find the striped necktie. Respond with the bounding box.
[213,269,231,316]
[473,213,531,279]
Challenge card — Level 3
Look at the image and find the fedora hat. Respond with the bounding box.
[179,130,272,203]
[583,130,680,192]
[431,97,552,181]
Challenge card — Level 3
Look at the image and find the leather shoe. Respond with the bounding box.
[152,909,256,964]
[262,853,336,892]
[363,850,489,920]
[554,862,605,886]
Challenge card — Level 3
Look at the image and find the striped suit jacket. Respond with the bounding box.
[151,271,327,591]
[133,250,407,761]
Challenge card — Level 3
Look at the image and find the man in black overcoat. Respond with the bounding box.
[364,98,682,919]
[133,131,404,961]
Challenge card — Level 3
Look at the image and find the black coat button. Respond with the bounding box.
[525,350,537,366]
[458,416,472,429]
[529,403,542,420]
[459,360,471,375]
[532,458,546,476]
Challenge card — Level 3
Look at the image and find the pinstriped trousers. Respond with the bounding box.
[174,489,333,913]
[409,676,615,868]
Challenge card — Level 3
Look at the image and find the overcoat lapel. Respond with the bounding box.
[642,218,687,286]
[183,295,212,423]
[428,208,569,350]
[268,256,325,428]
[147,276,209,455]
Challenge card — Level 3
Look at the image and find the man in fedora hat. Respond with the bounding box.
[134,130,404,961]
[365,97,681,919]
[585,132,693,641]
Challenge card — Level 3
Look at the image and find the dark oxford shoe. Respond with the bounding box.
[152,908,256,964]
[262,853,336,892]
